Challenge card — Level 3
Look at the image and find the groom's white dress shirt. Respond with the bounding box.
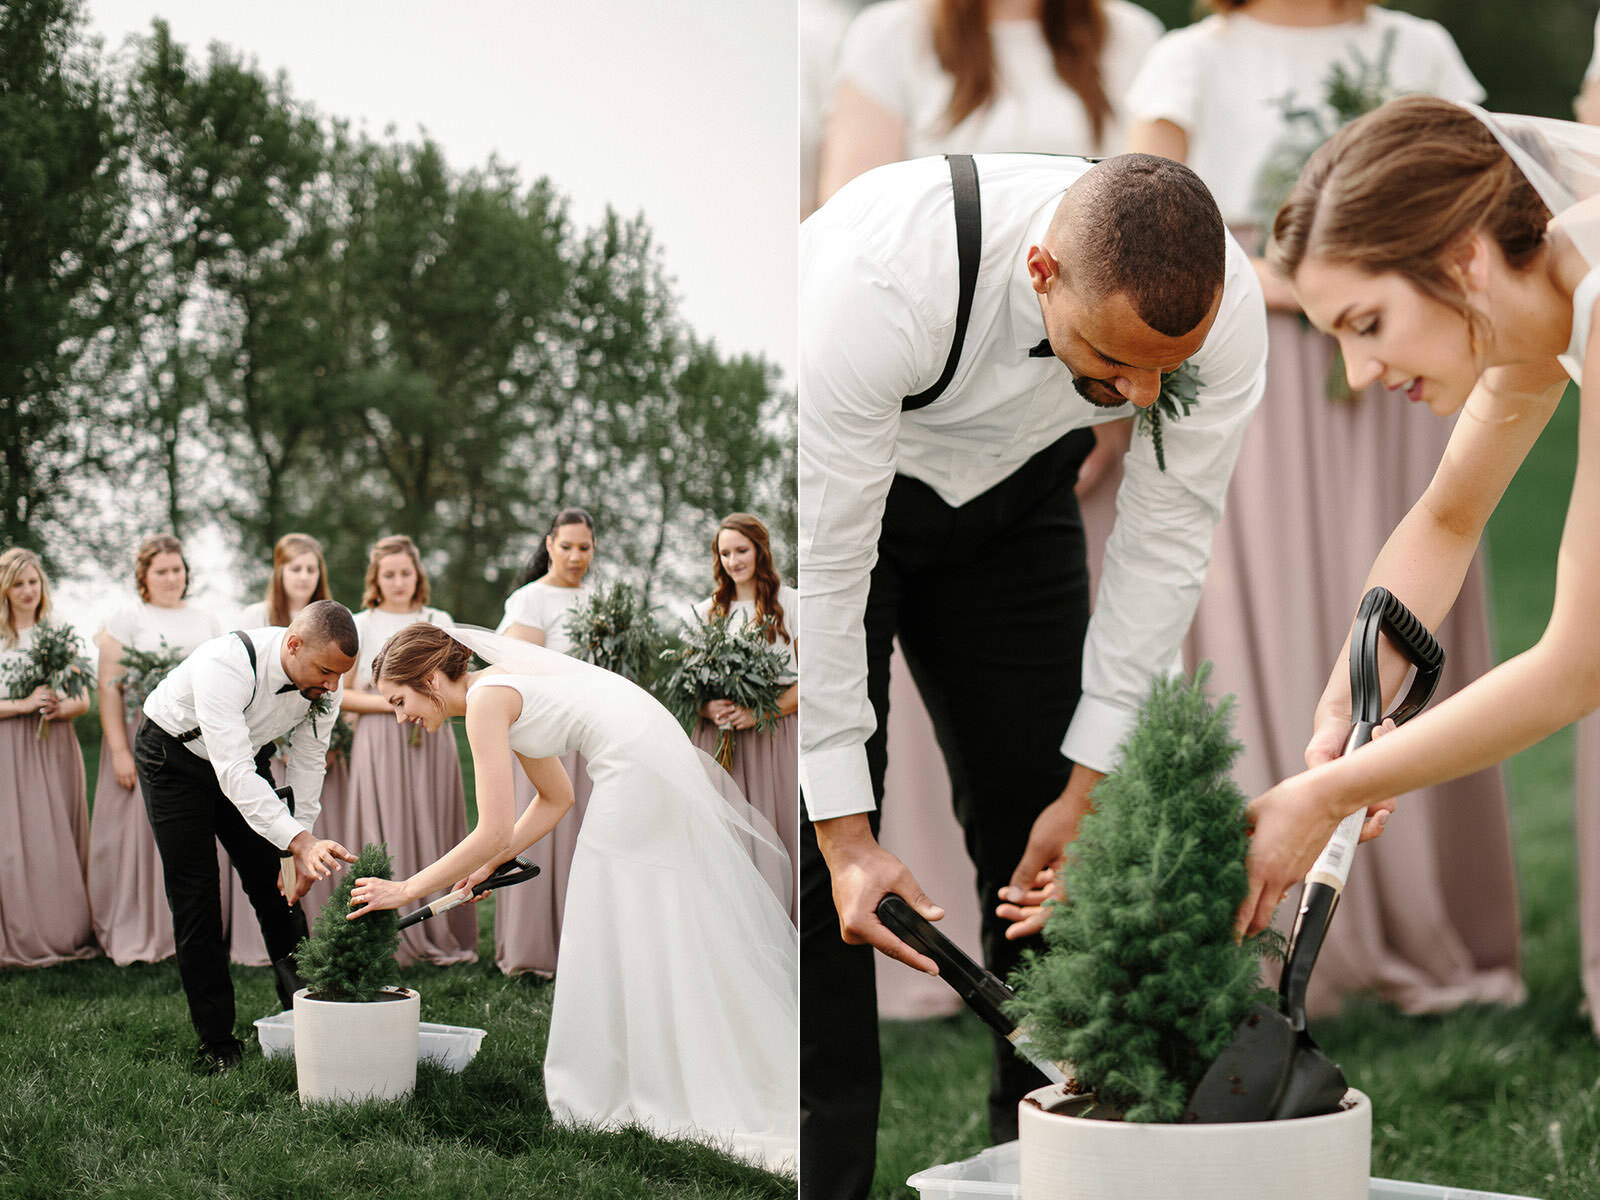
[143,626,335,849]
[799,153,1268,822]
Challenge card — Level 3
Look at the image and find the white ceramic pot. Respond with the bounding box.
[1018,1083,1371,1200]
[292,986,420,1105]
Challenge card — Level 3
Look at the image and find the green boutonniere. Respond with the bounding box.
[1138,360,1201,473]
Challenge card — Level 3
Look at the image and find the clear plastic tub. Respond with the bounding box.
[254,1010,487,1073]
[906,1141,1542,1200]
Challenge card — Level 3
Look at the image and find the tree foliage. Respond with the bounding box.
[1006,668,1276,1123]
[0,0,128,567]
[6,5,794,621]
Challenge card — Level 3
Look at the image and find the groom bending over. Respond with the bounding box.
[799,153,1268,1198]
[136,599,359,1073]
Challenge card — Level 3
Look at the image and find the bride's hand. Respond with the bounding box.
[347,876,410,919]
[452,860,500,903]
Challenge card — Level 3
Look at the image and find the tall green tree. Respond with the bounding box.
[119,25,328,540]
[0,0,128,563]
[309,139,570,619]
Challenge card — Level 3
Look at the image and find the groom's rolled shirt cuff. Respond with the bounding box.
[800,743,875,823]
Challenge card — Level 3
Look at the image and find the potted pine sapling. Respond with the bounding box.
[565,579,666,688]
[1005,669,1370,1200]
[291,841,420,1104]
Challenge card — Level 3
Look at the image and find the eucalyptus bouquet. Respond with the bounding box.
[565,580,665,687]
[3,621,96,739]
[117,639,186,714]
[1250,29,1397,401]
[657,609,789,768]
[326,714,354,765]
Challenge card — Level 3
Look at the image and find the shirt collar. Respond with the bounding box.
[259,626,296,700]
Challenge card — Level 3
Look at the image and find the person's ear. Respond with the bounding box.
[1451,231,1491,296]
[1026,244,1059,296]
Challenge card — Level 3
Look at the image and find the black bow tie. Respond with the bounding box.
[1029,338,1053,358]
[276,682,299,695]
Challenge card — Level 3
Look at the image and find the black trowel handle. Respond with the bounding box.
[1281,587,1444,1028]
[876,894,1018,1038]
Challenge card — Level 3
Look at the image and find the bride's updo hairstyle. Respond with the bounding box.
[371,622,472,713]
[1272,95,1551,347]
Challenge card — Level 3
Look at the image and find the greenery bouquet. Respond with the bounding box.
[657,609,788,768]
[117,638,186,713]
[3,620,96,739]
[295,841,399,1002]
[1006,667,1281,1122]
[565,580,665,687]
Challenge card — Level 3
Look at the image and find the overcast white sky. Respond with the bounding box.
[56,0,798,634]
[83,0,798,377]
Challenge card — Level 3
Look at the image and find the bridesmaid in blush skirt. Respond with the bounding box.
[89,535,225,964]
[0,547,97,968]
[230,532,350,960]
[688,513,799,922]
[340,534,473,967]
[493,507,598,976]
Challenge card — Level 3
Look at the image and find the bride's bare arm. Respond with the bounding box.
[1302,359,1568,767]
[1241,355,1594,935]
[350,685,524,913]
[505,753,575,855]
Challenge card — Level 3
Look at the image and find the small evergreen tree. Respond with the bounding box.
[294,842,399,1002]
[1006,668,1278,1122]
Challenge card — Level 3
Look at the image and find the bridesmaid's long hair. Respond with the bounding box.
[512,507,596,590]
[360,534,429,610]
[370,622,471,715]
[0,547,51,649]
[135,534,190,602]
[264,533,331,627]
[933,0,1112,149]
[708,513,791,645]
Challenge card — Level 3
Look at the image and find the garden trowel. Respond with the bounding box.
[876,894,1075,1088]
[1184,586,1444,1123]
[397,856,540,930]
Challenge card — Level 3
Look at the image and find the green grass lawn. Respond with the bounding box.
[871,389,1600,1200]
[3,724,791,1199]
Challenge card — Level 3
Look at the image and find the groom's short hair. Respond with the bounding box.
[1052,154,1226,338]
[290,599,359,658]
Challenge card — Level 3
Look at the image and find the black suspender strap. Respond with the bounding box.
[903,153,982,412]
[175,630,259,744]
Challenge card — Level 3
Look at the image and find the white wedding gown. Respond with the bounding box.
[463,642,798,1172]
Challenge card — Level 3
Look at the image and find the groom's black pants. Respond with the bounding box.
[134,719,309,1052]
[801,429,1095,1200]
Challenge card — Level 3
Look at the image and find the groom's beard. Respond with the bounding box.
[1073,374,1128,409]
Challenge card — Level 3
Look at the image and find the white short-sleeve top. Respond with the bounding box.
[496,578,590,657]
[353,606,454,691]
[691,584,800,686]
[99,601,224,659]
[1126,8,1482,226]
[833,0,1163,159]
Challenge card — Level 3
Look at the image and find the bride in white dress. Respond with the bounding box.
[345,622,797,1172]
[1240,97,1600,949]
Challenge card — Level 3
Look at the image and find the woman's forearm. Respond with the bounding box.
[99,682,130,750]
